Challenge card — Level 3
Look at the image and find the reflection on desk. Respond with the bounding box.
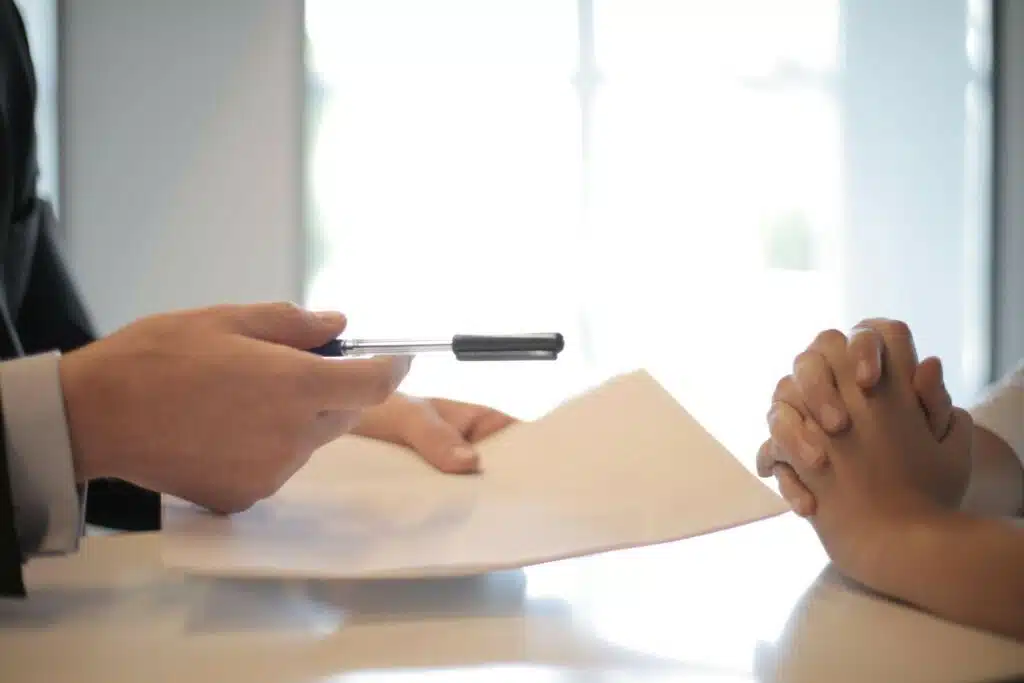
[1,515,1022,683]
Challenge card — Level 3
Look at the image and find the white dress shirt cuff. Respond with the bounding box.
[969,361,1024,469]
[0,351,85,556]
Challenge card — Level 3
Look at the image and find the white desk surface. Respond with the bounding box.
[1,515,1022,683]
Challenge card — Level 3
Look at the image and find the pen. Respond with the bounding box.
[309,333,564,361]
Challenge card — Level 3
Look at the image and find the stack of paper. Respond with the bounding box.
[160,370,788,579]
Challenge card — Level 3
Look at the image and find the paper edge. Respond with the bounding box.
[161,506,789,580]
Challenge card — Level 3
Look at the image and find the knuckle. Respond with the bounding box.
[853,317,884,331]
[756,441,776,476]
[271,300,304,320]
[848,335,881,362]
[881,319,912,340]
[792,350,827,383]
[792,349,816,368]
[811,328,847,350]
[767,406,803,448]
[773,376,796,403]
[202,303,234,317]
[849,323,882,345]
[195,303,241,328]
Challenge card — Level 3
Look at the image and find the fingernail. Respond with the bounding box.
[315,310,345,326]
[451,445,479,467]
[820,403,844,431]
[857,360,872,384]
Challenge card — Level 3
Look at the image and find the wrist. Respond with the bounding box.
[866,509,967,598]
[59,349,112,482]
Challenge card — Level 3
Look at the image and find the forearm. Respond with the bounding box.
[963,362,1024,518]
[872,513,1024,642]
[960,425,1024,518]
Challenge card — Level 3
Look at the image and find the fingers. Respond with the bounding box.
[225,302,348,349]
[398,405,482,474]
[312,355,412,409]
[792,350,847,433]
[465,410,517,442]
[400,399,517,473]
[913,356,953,440]
[767,401,826,470]
[852,318,919,383]
[771,375,806,413]
[847,325,885,388]
[806,329,850,367]
[429,398,518,442]
[756,439,775,477]
[756,440,817,516]
[774,463,817,517]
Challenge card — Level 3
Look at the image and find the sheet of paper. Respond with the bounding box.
[160,370,789,579]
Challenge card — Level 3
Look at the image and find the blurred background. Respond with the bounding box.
[16,0,1024,471]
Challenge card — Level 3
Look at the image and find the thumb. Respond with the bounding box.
[401,409,481,475]
[914,357,953,440]
[226,302,347,349]
[943,407,974,457]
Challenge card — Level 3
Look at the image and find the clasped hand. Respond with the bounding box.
[756,319,973,585]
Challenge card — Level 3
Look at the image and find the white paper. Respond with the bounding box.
[160,370,788,579]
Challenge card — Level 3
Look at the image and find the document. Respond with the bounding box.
[160,370,789,579]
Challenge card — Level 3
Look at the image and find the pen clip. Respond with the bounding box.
[452,333,564,361]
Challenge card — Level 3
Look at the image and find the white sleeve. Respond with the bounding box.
[0,351,86,556]
[969,361,1024,469]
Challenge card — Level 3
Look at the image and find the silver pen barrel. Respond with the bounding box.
[339,339,451,357]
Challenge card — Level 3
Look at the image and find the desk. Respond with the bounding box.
[1,515,1022,682]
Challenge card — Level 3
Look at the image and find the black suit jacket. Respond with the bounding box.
[1,0,159,597]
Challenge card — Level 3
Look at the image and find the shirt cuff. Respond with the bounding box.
[0,351,85,556]
[969,361,1024,470]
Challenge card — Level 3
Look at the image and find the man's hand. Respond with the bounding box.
[59,302,411,514]
[352,394,517,473]
[762,326,975,588]
[757,319,963,515]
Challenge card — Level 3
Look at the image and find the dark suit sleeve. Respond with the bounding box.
[0,0,30,597]
[0,409,26,596]
[1,0,159,537]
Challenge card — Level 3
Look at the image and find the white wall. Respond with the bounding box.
[995,0,1024,377]
[61,0,304,334]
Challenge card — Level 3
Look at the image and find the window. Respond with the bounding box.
[305,0,991,472]
[15,0,59,213]
[305,2,992,664]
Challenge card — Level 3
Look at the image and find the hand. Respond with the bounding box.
[352,393,517,473]
[764,327,975,587]
[757,319,960,515]
[59,302,411,513]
